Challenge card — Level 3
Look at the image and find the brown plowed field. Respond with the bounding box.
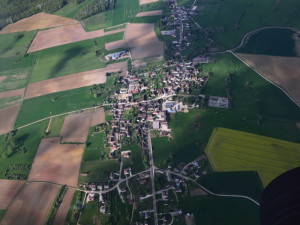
[1,183,60,225]
[53,188,75,225]
[237,53,300,106]
[136,10,163,17]
[0,103,21,135]
[0,12,78,34]
[28,137,84,186]
[24,61,127,99]
[125,23,164,60]
[91,108,105,127]
[60,111,93,143]
[0,88,25,99]
[0,180,25,209]
[105,40,127,51]
[139,0,159,5]
[28,23,125,52]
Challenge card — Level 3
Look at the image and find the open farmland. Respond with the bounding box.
[1,183,60,225]
[105,40,127,51]
[0,12,78,34]
[90,107,105,127]
[28,23,125,52]
[125,23,164,60]
[28,137,84,187]
[25,61,126,99]
[60,110,93,143]
[0,103,21,135]
[0,180,25,209]
[140,0,160,5]
[53,189,75,225]
[136,10,163,17]
[236,53,300,106]
[205,128,300,187]
[0,88,25,99]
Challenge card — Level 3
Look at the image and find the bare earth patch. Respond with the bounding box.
[0,103,21,135]
[105,40,127,51]
[24,61,127,99]
[136,10,163,17]
[28,23,125,52]
[0,180,25,209]
[237,53,300,106]
[293,32,300,57]
[0,12,78,34]
[139,0,159,5]
[125,23,164,60]
[189,188,208,196]
[53,188,75,225]
[0,76,7,82]
[0,88,25,99]
[28,137,84,186]
[91,107,105,127]
[60,111,93,143]
[1,183,60,225]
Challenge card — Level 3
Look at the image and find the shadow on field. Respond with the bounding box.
[50,46,86,75]
[16,134,30,145]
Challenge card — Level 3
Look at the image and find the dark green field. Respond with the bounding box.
[83,130,108,161]
[237,28,297,56]
[122,143,146,174]
[153,53,300,168]
[45,115,65,137]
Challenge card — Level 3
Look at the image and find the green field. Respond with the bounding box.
[79,159,120,183]
[0,120,48,179]
[83,130,108,161]
[179,195,259,225]
[0,210,5,221]
[153,53,300,168]
[237,28,297,56]
[45,115,65,137]
[29,32,124,83]
[0,96,22,109]
[193,0,300,48]
[205,127,300,187]
[122,143,146,174]
[140,2,164,12]
[200,171,263,201]
[54,0,94,18]
[132,15,162,24]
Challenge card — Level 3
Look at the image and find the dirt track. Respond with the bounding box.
[237,53,300,106]
[1,183,60,225]
[24,61,127,99]
[0,12,78,34]
[53,188,75,225]
[136,10,163,17]
[125,23,164,60]
[60,111,93,143]
[28,137,84,186]
[0,180,25,209]
[28,23,125,52]
[0,88,25,99]
[91,107,105,127]
[105,40,127,51]
[139,0,159,4]
[0,103,21,134]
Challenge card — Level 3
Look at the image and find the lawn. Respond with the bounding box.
[179,195,260,225]
[0,120,48,179]
[29,32,124,83]
[79,159,120,183]
[45,115,65,137]
[83,130,108,161]
[199,171,264,201]
[205,127,300,187]
[237,28,297,56]
[122,143,146,174]
[193,0,300,48]
[152,53,300,168]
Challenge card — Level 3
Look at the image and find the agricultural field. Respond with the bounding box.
[1,182,60,225]
[153,53,300,168]
[0,104,21,135]
[60,110,94,143]
[105,40,127,51]
[45,115,65,137]
[28,137,84,187]
[125,23,164,60]
[192,0,300,48]
[53,188,75,225]
[0,89,25,99]
[28,23,125,52]
[0,95,22,110]
[205,128,300,187]
[236,53,300,106]
[54,0,94,19]
[29,32,124,83]
[90,107,105,127]
[0,180,25,209]
[0,12,78,34]
[140,0,160,5]
[136,10,163,17]
[83,130,108,161]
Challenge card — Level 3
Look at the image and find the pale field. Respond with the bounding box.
[91,107,105,127]
[24,61,127,99]
[0,88,25,99]
[28,137,84,187]
[53,188,75,225]
[136,10,163,17]
[237,53,300,106]
[105,40,127,50]
[28,23,125,52]
[139,0,160,5]
[0,12,78,34]
[0,103,21,134]
[0,180,25,209]
[125,23,164,60]
[1,183,60,225]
